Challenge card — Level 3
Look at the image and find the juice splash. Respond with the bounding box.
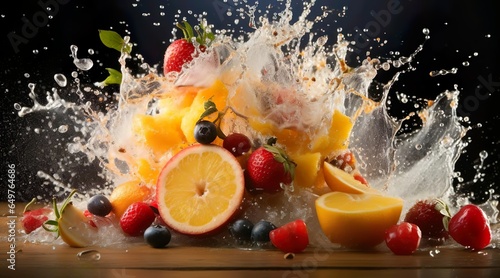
[14,0,498,248]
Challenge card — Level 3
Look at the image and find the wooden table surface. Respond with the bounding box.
[1,203,499,278]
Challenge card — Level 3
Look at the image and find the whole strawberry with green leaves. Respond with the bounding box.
[245,138,296,193]
[163,21,214,75]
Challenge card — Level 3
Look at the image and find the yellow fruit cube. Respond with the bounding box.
[181,80,229,143]
[135,158,161,185]
[312,109,353,156]
[291,152,322,188]
[133,113,186,156]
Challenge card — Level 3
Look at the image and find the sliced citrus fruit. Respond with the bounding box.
[315,191,403,248]
[58,203,97,247]
[323,161,379,194]
[109,180,152,219]
[156,144,245,235]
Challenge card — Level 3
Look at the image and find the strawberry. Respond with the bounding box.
[163,21,214,75]
[269,219,309,253]
[119,202,156,236]
[448,204,491,250]
[385,222,422,255]
[245,141,296,193]
[21,199,51,234]
[404,199,450,240]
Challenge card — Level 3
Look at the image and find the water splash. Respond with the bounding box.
[16,0,496,247]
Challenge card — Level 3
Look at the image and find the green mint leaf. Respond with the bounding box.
[99,30,131,53]
[199,99,218,121]
[204,99,216,110]
[101,68,122,86]
[199,106,218,121]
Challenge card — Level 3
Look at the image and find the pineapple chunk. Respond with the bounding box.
[312,109,353,156]
[181,80,229,144]
[291,152,322,188]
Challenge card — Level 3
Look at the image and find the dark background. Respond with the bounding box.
[1,0,499,202]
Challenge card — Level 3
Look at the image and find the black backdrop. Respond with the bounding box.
[1,0,499,202]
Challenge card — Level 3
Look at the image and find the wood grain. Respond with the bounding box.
[1,203,499,278]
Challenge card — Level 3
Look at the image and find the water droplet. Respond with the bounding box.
[33,49,39,54]
[58,125,69,133]
[462,61,470,67]
[54,73,67,87]
[479,150,488,160]
[88,49,95,55]
[77,250,101,261]
[70,45,94,71]
[316,35,328,47]
[422,28,430,35]
[429,249,441,257]
[14,103,22,110]
[24,73,30,78]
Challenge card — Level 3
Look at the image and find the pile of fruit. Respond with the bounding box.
[21,21,492,255]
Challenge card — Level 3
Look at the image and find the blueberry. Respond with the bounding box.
[194,120,217,144]
[229,219,254,241]
[87,195,112,217]
[144,225,171,248]
[251,220,276,243]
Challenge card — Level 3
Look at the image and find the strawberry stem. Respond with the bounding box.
[435,198,452,231]
[176,21,214,46]
[263,143,296,180]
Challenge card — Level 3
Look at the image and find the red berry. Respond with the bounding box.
[270,219,309,253]
[163,21,213,75]
[22,208,50,234]
[385,222,422,255]
[404,199,449,240]
[119,202,156,236]
[223,133,251,157]
[330,151,356,171]
[246,145,295,193]
[353,172,368,185]
[163,39,195,74]
[448,204,491,250]
[83,209,97,228]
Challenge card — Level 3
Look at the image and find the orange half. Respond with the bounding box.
[323,161,379,194]
[156,144,245,235]
[315,191,403,248]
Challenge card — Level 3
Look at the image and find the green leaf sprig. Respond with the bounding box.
[198,98,226,139]
[97,30,133,86]
[198,99,250,140]
[176,21,215,46]
[98,30,132,54]
[42,189,78,237]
